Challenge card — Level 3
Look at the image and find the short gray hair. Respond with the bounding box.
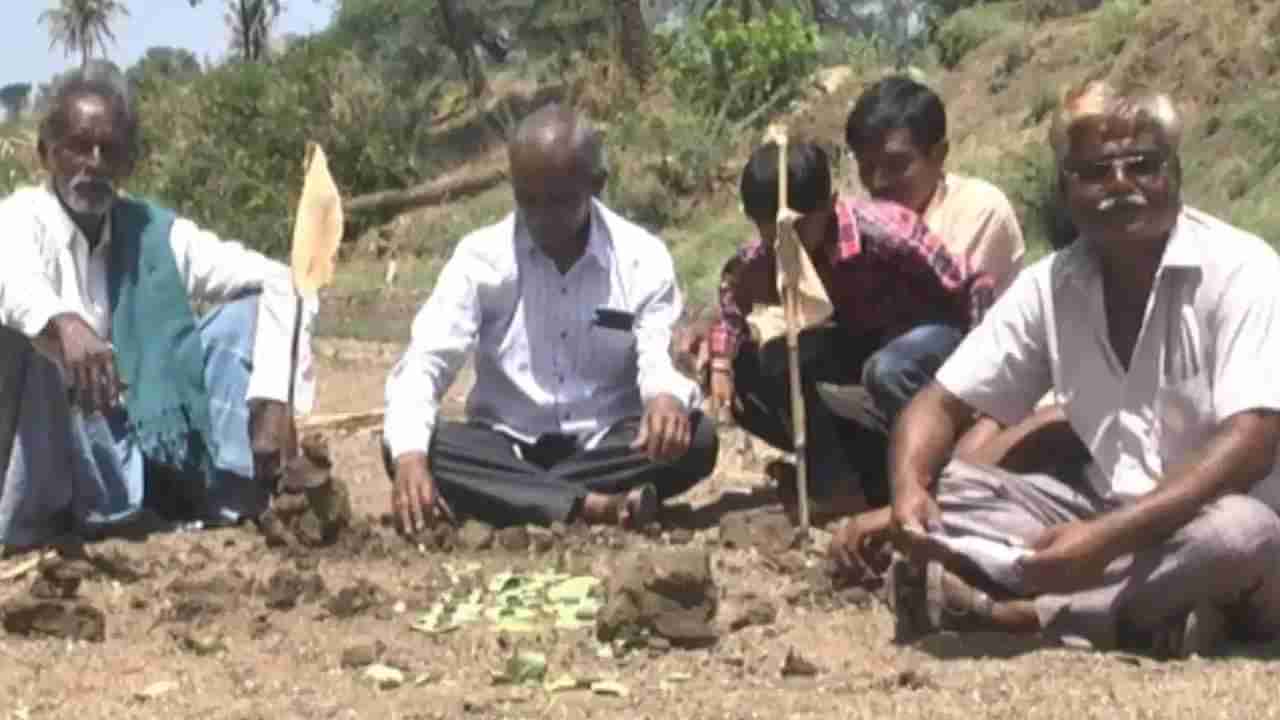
[511,102,605,180]
[1048,79,1182,165]
[39,60,139,152]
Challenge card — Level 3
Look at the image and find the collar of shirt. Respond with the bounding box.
[829,196,938,265]
[514,201,612,271]
[41,182,112,254]
[922,173,951,223]
[829,198,862,262]
[1054,208,1202,293]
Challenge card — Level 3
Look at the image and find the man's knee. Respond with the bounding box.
[862,326,964,402]
[1195,494,1280,563]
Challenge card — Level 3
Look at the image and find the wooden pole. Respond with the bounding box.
[771,130,810,535]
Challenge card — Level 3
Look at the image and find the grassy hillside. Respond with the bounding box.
[332,0,1278,342]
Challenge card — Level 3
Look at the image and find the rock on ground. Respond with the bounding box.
[596,547,718,648]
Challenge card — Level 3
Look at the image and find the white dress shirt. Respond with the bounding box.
[0,184,316,411]
[937,207,1280,509]
[384,200,701,459]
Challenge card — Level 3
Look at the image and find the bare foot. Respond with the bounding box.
[579,484,659,529]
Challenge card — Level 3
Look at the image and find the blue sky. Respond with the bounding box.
[3,0,336,89]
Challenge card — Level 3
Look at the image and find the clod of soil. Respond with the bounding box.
[719,511,794,554]
[668,529,695,546]
[496,526,530,552]
[596,548,719,648]
[263,569,327,611]
[780,647,821,678]
[457,520,495,551]
[325,578,384,618]
[728,595,778,631]
[527,526,554,553]
[341,640,386,668]
[2,599,106,642]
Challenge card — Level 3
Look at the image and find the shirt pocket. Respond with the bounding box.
[1151,369,1213,473]
[585,322,636,384]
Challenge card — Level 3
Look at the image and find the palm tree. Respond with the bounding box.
[438,0,488,98]
[227,0,282,62]
[39,0,131,68]
[615,0,653,85]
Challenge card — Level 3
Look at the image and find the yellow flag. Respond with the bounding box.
[290,143,344,300]
[748,126,834,345]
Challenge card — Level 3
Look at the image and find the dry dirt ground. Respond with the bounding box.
[2,338,1280,720]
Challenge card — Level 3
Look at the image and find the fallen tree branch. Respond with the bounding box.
[345,166,509,215]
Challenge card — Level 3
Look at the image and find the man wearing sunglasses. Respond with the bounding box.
[882,80,1280,658]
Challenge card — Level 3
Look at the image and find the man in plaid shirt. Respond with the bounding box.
[708,141,993,514]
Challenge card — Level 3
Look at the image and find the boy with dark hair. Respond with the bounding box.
[707,141,993,513]
[846,75,1025,296]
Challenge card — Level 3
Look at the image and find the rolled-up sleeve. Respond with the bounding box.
[634,246,701,410]
[169,218,318,411]
[383,244,483,459]
[1211,251,1280,422]
[0,194,75,340]
[934,267,1052,425]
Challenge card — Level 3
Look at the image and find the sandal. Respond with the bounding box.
[887,556,997,644]
[619,483,659,529]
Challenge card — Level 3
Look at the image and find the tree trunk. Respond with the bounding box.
[615,0,653,85]
[439,0,487,98]
[345,165,508,216]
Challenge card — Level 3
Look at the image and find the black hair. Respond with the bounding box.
[845,75,947,152]
[38,60,139,155]
[739,141,832,224]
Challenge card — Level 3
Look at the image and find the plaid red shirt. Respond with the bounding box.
[708,197,995,359]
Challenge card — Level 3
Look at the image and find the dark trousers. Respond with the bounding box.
[383,413,718,527]
[732,323,963,507]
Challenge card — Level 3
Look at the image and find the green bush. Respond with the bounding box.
[1089,0,1142,59]
[0,130,38,196]
[663,7,819,121]
[130,37,438,257]
[933,2,1021,69]
[969,144,1073,259]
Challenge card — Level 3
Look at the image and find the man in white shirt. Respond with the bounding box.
[383,104,716,533]
[0,62,315,549]
[882,80,1280,658]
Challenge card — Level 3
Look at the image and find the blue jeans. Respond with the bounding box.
[732,323,963,506]
[861,324,965,421]
[0,295,266,547]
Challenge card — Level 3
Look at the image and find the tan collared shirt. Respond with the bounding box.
[923,173,1025,298]
[937,207,1280,508]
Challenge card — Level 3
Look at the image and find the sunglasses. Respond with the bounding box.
[1067,153,1168,183]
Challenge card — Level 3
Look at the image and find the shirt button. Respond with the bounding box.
[561,287,568,295]
[563,413,571,420]
[560,330,568,339]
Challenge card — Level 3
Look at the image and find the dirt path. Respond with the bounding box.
[1,339,1277,720]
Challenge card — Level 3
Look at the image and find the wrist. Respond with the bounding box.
[393,452,429,479]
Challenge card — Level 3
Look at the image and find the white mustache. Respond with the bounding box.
[1096,193,1147,212]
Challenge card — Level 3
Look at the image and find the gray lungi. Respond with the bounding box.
[937,459,1280,649]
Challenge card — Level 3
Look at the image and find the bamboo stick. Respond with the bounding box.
[771,129,811,535]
